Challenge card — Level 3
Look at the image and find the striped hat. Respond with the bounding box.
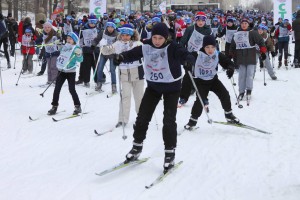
[118,24,134,36]
[67,32,79,44]
[106,21,116,29]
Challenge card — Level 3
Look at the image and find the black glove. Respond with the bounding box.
[271,51,276,58]
[91,45,96,51]
[113,54,124,66]
[226,68,234,79]
[183,55,195,71]
[261,53,266,61]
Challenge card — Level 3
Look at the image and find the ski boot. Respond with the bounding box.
[75,80,83,85]
[7,62,11,69]
[225,111,240,124]
[125,142,143,163]
[184,118,197,130]
[284,59,288,67]
[178,98,187,106]
[115,122,126,128]
[164,148,175,174]
[95,82,102,91]
[73,105,82,115]
[112,84,117,94]
[278,61,282,68]
[47,106,58,115]
[271,75,277,80]
[83,82,90,88]
[238,93,244,101]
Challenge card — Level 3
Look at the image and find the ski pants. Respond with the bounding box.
[96,54,116,84]
[52,71,80,106]
[294,40,300,67]
[0,37,10,64]
[255,53,276,78]
[9,36,16,56]
[238,64,256,94]
[39,47,47,73]
[78,53,98,83]
[118,79,144,124]
[278,41,288,61]
[179,69,193,102]
[46,56,58,82]
[133,87,180,150]
[190,77,232,120]
[22,54,33,73]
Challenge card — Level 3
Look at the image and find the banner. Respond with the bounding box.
[159,1,167,14]
[89,0,107,18]
[274,0,292,23]
[51,0,64,20]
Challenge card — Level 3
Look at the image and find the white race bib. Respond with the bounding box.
[194,50,219,80]
[56,43,76,70]
[225,28,237,43]
[187,26,205,52]
[22,35,32,47]
[233,31,254,49]
[82,28,98,47]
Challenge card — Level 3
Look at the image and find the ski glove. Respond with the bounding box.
[183,54,196,71]
[226,68,234,79]
[271,51,276,57]
[91,45,96,51]
[261,53,266,61]
[74,48,82,56]
[113,54,124,66]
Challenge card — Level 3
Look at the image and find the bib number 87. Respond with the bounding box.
[150,72,163,81]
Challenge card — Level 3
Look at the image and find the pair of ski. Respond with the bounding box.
[29,111,88,122]
[95,157,183,189]
[178,121,271,135]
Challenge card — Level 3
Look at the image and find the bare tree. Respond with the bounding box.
[7,0,12,14]
[13,0,18,20]
[0,0,2,13]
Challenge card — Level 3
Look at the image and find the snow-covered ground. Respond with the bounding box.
[0,42,299,200]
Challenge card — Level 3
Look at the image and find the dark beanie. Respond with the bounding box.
[202,35,216,48]
[151,23,169,39]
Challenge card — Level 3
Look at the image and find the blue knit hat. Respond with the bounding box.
[67,32,79,44]
[25,28,32,33]
[152,16,161,23]
[106,21,116,29]
[118,24,134,36]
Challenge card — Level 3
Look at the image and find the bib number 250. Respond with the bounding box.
[150,72,163,81]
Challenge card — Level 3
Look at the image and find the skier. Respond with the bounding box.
[35,22,61,84]
[101,24,144,128]
[92,21,119,92]
[48,32,83,115]
[184,35,239,130]
[275,19,292,67]
[292,10,300,68]
[229,18,267,101]
[178,11,212,106]
[21,29,36,74]
[113,23,195,172]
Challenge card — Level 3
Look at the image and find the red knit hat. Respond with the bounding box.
[195,12,207,21]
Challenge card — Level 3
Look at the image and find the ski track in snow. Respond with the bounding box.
[0,42,300,200]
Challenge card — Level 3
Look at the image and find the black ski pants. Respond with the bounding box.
[278,41,289,61]
[294,40,300,67]
[78,53,99,83]
[190,77,232,119]
[0,37,10,63]
[52,72,80,106]
[133,87,180,150]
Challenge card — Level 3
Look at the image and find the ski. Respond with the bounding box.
[29,110,66,121]
[95,157,150,176]
[178,126,199,135]
[145,161,183,189]
[212,121,272,134]
[86,91,103,97]
[94,128,114,136]
[52,112,88,122]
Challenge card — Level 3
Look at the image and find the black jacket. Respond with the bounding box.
[121,39,195,93]
[292,14,300,41]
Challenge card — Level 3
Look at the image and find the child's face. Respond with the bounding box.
[152,35,166,48]
[121,34,131,42]
[107,26,114,33]
[67,36,75,44]
[44,26,52,33]
[204,45,216,55]
[258,29,263,34]
[196,20,205,27]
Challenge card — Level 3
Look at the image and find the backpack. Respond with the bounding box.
[0,19,8,39]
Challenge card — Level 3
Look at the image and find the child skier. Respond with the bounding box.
[101,24,144,128]
[47,32,83,115]
[21,28,36,74]
[184,35,239,130]
[35,22,61,84]
[113,23,195,173]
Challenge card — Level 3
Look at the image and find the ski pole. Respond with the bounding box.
[187,71,212,124]
[118,73,127,140]
[15,47,30,86]
[263,59,267,86]
[40,55,76,97]
[230,78,243,108]
[0,60,4,94]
